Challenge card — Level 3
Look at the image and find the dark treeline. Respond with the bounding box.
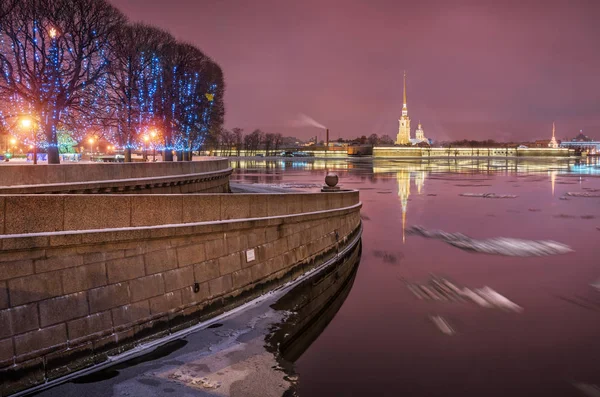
[437,139,499,148]
[0,0,224,163]
[207,128,285,156]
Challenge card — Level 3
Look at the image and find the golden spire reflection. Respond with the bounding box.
[397,170,411,243]
[550,170,557,196]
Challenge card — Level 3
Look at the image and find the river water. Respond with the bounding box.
[36,157,600,397]
[231,157,600,397]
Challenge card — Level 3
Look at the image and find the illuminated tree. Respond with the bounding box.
[159,44,225,161]
[104,24,175,161]
[0,0,126,163]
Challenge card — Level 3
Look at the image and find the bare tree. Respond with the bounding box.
[379,134,394,145]
[273,133,283,154]
[232,127,243,156]
[0,0,126,163]
[367,133,379,145]
[104,24,175,162]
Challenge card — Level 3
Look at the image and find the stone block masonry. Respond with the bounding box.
[0,190,361,395]
[0,158,232,194]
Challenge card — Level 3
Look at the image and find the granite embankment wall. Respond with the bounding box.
[373,146,574,158]
[0,159,231,194]
[0,191,361,395]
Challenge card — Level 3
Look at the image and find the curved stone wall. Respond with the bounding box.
[0,191,361,395]
[0,159,231,194]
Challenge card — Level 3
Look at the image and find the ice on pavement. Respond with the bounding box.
[406,226,573,257]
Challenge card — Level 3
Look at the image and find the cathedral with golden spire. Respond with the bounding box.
[395,71,428,145]
[396,71,411,144]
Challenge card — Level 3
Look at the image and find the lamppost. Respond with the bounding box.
[9,138,16,159]
[150,130,157,162]
[20,118,36,164]
[143,135,149,161]
[88,138,94,159]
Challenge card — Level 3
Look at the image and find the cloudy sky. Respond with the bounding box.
[110,0,600,142]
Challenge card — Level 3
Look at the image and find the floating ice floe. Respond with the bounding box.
[566,192,600,198]
[405,276,523,313]
[459,193,518,199]
[407,226,573,257]
[430,316,454,335]
[573,382,600,397]
[475,286,523,312]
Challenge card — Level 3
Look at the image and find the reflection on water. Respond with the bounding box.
[230,156,600,397]
[267,240,362,394]
[396,169,426,243]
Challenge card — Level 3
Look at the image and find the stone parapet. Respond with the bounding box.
[0,190,361,395]
[0,159,231,194]
[0,191,359,235]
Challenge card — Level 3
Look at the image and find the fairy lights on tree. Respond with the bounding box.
[0,0,225,163]
[0,0,126,164]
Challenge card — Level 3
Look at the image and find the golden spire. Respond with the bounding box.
[552,121,555,138]
[403,70,407,109]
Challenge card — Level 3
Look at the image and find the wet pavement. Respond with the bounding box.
[36,157,600,397]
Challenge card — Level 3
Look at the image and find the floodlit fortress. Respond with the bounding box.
[373,146,573,158]
[0,159,362,395]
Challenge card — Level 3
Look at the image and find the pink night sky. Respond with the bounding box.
[110,0,600,142]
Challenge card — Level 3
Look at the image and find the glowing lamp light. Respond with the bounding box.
[88,138,94,144]
[143,135,150,142]
[20,118,32,128]
[49,27,57,38]
[150,130,157,138]
[9,138,16,145]
[29,145,33,149]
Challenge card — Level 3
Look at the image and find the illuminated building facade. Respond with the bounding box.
[396,72,411,145]
[395,72,428,145]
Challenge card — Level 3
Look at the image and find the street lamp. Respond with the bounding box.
[150,130,157,162]
[9,138,16,159]
[88,138,94,158]
[143,135,149,161]
[20,118,36,164]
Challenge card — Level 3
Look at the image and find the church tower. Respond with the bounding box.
[396,71,411,144]
[548,121,558,148]
[415,121,426,142]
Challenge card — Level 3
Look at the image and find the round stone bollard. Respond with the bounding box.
[322,173,340,192]
[325,173,338,187]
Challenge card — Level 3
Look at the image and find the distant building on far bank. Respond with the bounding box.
[571,130,593,142]
[395,72,428,145]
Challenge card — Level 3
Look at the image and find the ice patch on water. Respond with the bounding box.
[407,226,573,257]
[430,316,454,335]
[460,193,518,198]
[573,382,600,397]
[566,192,600,198]
[475,286,523,312]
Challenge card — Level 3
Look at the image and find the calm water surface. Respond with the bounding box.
[232,157,600,397]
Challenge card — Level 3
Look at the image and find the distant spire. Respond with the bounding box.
[403,70,407,109]
[552,121,555,138]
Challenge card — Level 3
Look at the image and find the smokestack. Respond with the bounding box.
[326,128,329,151]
